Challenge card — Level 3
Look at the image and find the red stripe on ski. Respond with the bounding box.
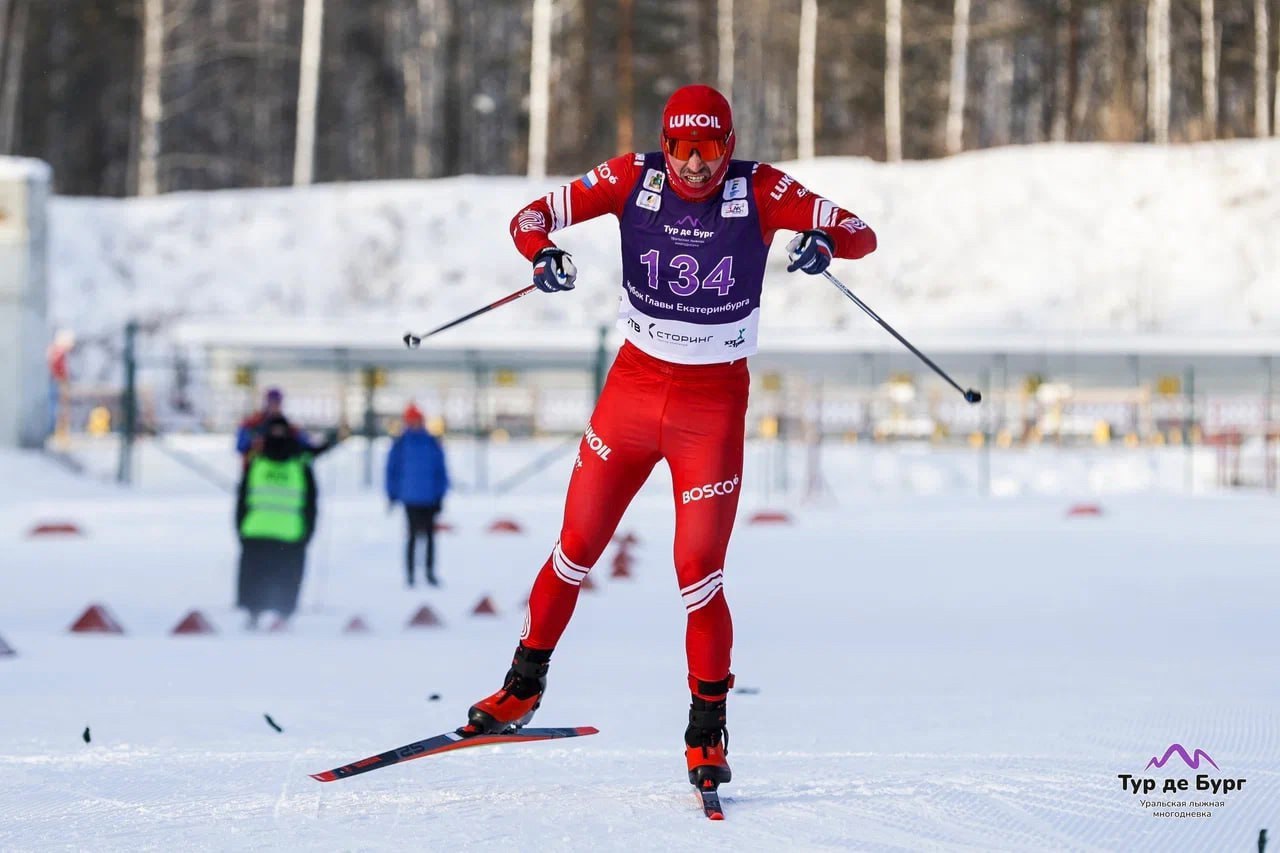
[310,726,598,782]
[696,786,725,819]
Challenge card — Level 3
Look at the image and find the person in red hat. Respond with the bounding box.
[464,84,876,794]
[385,403,450,587]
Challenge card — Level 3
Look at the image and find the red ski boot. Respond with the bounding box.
[684,678,733,789]
[461,644,552,735]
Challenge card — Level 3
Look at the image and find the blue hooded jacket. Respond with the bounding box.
[385,427,450,506]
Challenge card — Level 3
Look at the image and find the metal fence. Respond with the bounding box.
[49,322,1280,492]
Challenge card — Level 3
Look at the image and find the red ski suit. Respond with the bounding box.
[511,153,876,693]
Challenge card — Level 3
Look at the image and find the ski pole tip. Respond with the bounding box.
[964,389,982,404]
[403,332,421,349]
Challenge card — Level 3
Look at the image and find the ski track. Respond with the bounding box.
[3,451,1279,850]
[2,746,1275,850]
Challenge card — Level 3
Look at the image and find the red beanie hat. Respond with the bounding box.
[661,84,736,201]
[403,403,424,426]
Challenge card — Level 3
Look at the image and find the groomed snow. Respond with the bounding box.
[2,441,1276,851]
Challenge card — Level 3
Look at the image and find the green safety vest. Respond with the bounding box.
[240,457,308,543]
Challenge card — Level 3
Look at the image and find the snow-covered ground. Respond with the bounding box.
[2,443,1276,851]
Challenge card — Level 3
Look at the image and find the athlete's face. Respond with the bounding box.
[667,149,725,190]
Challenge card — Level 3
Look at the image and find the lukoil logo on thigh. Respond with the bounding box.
[584,422,612,461]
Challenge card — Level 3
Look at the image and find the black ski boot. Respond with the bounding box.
[462,644,552,735]
[684,675,733,789]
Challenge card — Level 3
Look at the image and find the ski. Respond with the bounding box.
[696,782,725,820]
[310,726,598,782]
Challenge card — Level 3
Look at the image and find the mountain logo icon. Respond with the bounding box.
[1145,744,1219,771]
[673,215,702,229]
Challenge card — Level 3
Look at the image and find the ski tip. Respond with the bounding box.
[310,771,337,783]
[576,726,600,736]
[706,810,725,821]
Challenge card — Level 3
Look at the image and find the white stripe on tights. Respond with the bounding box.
[681,570,725,613]
[551,540,589,586]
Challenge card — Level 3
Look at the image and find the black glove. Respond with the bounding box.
[532,248,577,293]
[786,230,834,275]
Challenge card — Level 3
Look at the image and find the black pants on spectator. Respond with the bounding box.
[405,503,441,586]
[237,537,307,620]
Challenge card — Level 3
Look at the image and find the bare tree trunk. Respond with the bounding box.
[527,0,552,178]
[796,0,816,159]
[982,38,1014,147]
[400,2,423,176]
[416,0,450,177]
[138,0,164,196]
[885,0,902,161]
[718,0,734,103]
[945,0,970,154]
[1255,0,1270,136]
[293,0,324,186]
[253,0,281,186]
[441,0,461,176]
[249,0,268,179]
[1102,0,1142,140]
[403,0,434,177]
[208,0,236,188]
[1201,0,1217,138]
[1050,3,1065,141]
[0,0,27,153]
[1066,0,1082,139]
[1147,0,1170,143]
[617,0,633,153]
[1050,0,1072,141]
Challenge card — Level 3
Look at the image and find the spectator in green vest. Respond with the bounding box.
[235,415,318,630]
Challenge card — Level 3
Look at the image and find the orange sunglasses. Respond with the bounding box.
[663,135,730,161]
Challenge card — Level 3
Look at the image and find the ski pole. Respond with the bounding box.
[821,269,981,404]
[403,284,539,348]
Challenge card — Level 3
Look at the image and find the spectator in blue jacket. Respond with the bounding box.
[386,403,450,587]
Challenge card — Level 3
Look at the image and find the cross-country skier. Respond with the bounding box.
[462,84,877,793]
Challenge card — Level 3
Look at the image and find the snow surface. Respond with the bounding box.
[9,139,1279,848]
[2,441,1277,851]
[48,141,1280,369]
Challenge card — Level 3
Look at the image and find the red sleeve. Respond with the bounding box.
[752,163,877,260]
[509,154,645,261]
